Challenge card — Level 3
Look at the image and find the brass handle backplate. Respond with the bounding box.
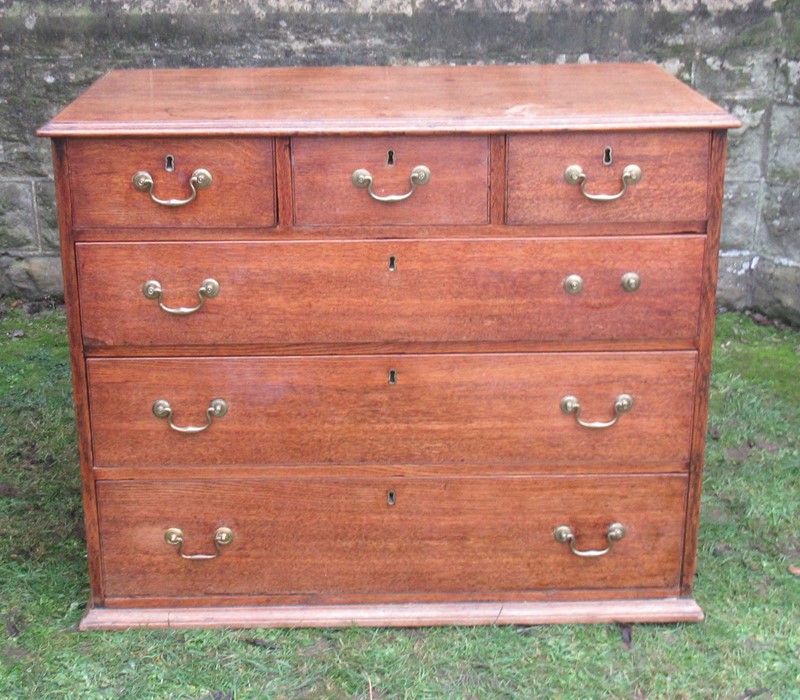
[164,526,233,560]
[142,278,219,315]
[152,398,228,434]
[621,272,641,292]
[564,274,584,294]
[564,163,642,202]
[553,522,626,558]
[351,165,431,203]
[561,393,634,429]
[132,168,213,207]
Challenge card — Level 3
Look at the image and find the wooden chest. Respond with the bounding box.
[38,64,739,629]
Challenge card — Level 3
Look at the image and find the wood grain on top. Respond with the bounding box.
[38,64,739,137]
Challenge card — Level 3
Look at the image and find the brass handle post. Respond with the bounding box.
[564,164,642,202]
[561,393,634,429]
[142,278,219,316]
[132,168,213,207]
[621,272,641,292]
[563,274,584,294]
[553,522,626,558]
[164,527,234,560]
[351,165,431,202]
[152,398,228,434]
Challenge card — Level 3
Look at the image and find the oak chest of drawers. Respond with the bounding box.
[38,64,739,630]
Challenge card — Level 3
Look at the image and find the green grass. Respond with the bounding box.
[1,301,798,700]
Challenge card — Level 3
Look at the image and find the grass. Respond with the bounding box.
[0,301,798,699]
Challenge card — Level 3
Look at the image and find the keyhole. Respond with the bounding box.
[387,490,396,506]
[387,149,395,166]
[388,369,397,385]
[388,255,397,272]
[602,147,613,166]
[165,154,175,172]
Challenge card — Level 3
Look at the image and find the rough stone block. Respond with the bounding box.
[760,183,800,259]
[716,252,754,310]
[776,58,799,105]
[768,106,800,182]
[721,180,761,250]
[0,181,37,250]
[0,253,63,299]
[35,180,59,251]
[694,50,775,101]
[724,101,766,181]
[752,257,800,325]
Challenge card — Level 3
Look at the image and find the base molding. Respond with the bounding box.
[80,598,704,630]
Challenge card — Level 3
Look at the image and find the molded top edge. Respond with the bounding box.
[38,64,741,137]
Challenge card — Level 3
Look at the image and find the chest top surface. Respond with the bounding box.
[38,63,739,137]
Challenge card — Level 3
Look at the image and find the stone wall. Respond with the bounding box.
[1,0,798,322]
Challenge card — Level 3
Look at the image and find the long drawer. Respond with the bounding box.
[76,236,705,349]
[96,474,687,600]
[87,352,696,470]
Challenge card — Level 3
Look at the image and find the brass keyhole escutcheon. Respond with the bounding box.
[388,369,397,385]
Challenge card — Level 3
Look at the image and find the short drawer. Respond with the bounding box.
[76,236,705,349]
[96,474,687,599]
[506,131,709,226]
[68,138,276,228]
[87,352,696,471]
[292,136,489,226]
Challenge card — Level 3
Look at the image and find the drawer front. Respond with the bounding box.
[87,352,696,470]
[97,475,687,599]
[506,131,709,225]
[76,236,705,349]
[292,136,489,226]
[68,138,276,228]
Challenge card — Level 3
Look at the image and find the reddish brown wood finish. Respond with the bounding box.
[103,585,683,609]
[69,221,708,242]
[38,65,739,137]
[489,135,506,225]
[51,139,105,605]
[86,352,696,470]
[506,131,710,225]
[274,136,293,227]
[95,475,687,599]
[75,236,705,349]
[68,138,275,228]
[682,130,729,593]
[292,136,489,226]
[83,338,699,360]
[39,65,738,628]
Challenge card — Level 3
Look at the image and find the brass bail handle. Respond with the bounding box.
[152,398,228,434]
[351,165,431,203]
[553,522,627,558]
[132,168,213,207]
[560,393,634,429]
[164,527,234,560]
[142,278,220,316]
[564,163,642,202]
